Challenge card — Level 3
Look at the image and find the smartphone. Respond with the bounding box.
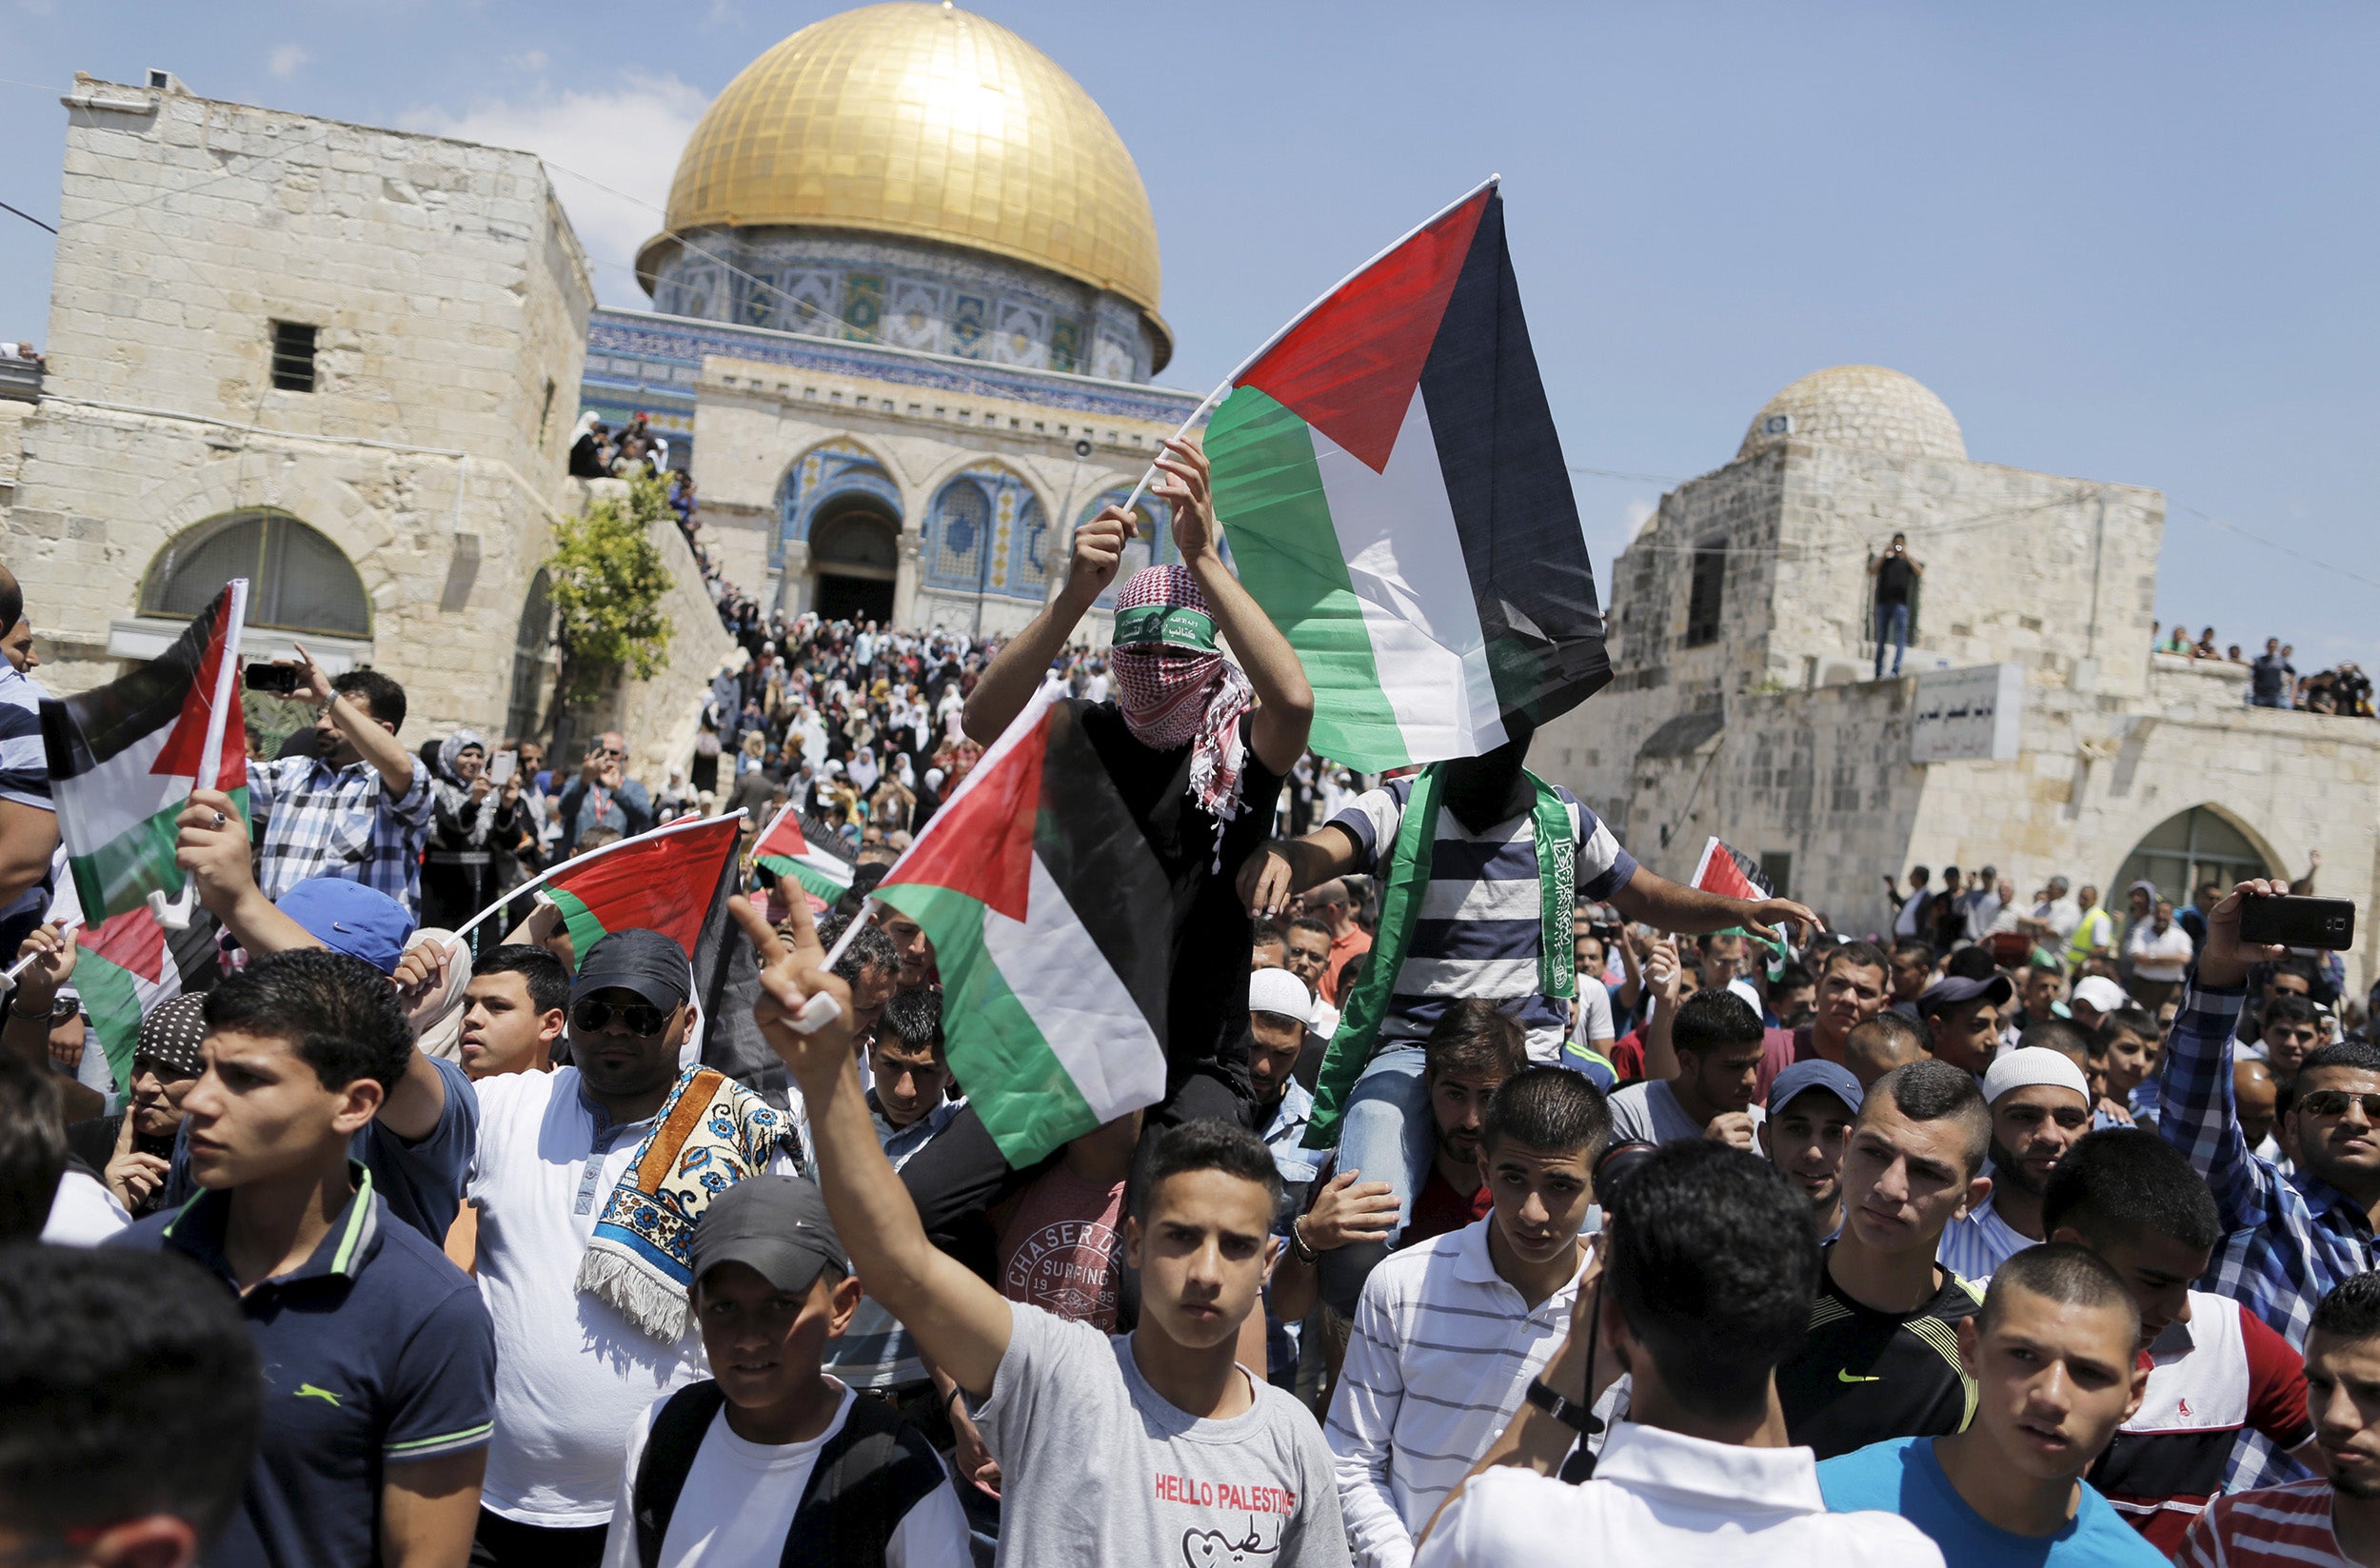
[242,662,299,694]
[2238,893,2355,951]
[488,750,517,785]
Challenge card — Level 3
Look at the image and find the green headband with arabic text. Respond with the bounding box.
[1111,604,1218,654]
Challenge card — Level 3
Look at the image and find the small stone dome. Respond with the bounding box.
[1738,365,1966,462]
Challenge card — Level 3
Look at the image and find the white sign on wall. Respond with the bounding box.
[1910,663,2024,763]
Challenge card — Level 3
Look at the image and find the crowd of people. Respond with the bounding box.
[7,439,2380,1568]
[2155,625,2374,716]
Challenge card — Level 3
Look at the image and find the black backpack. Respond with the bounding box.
[630,1381,949,1568]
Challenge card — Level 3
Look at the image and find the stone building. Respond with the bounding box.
[1538,365,2380,986]
[576,1,1203,637]
[1,71,725,763]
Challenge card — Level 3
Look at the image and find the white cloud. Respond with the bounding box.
[403,73,710,306]
[268,45,308,80]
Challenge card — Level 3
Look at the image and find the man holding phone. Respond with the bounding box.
[2160,880,2380,1352]
[247,648,435,916]
[1869,532,1923,680]
[556,731,651,854]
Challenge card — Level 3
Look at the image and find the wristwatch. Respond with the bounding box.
[1525,1377,1598,1435]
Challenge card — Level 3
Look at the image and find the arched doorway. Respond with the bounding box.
[506,568,555,744]
[810,498,900,624]
[141,508,370,636]
[2113,805,2278,904]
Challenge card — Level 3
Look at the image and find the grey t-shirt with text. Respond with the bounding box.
[970,1302,1350,1567]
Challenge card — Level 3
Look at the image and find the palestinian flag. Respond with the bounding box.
[753,806,855,903]
[1690,836,1784,959]
[44,874,220,1092]
[1205,180,1609,769]
[42,583,247,923]
[872,686,1169,1166]
[537,813,742,963]
[522,813,774,1094]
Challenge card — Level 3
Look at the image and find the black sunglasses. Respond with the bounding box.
[2299,1090,2380,1121]
[573,999,670,1037]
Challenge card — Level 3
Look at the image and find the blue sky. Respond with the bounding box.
[5,3,2376,665]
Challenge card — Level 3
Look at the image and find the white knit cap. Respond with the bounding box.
[1981,1046,2092,1105]
[1249,966,1313,1022]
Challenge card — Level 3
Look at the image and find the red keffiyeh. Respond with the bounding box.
[1111,565,1255,820]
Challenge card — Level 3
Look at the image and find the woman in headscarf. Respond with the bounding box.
[421,728,519,951]
[894,434,1314,1248]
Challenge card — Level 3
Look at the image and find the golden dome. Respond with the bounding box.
[639,3,1164,340]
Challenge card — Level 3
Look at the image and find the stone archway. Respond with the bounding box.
[2112,804,2280,904]
[809,497,900,624]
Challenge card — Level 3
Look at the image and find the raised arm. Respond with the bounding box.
[4,925,106,1122]
[963,510,1122,743]
[176,788,325,959]
[1155,435,1313,775]
[2160,880,2291,1233]
[734,898,1015,1396]
[1609,862,1818,947]
[293,644,418,801]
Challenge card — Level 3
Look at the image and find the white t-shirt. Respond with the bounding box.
[2126,922,2196,983]
[468,1067,799,1527]
[1415,1424,1941,1568]
[1570,980,1616,1046]
[598,1381,970,1568]
[41,1168,131,1244]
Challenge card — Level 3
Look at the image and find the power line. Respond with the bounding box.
[0,200,55,235]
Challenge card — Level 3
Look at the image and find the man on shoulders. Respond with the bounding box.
[1775,1060,1993,1459]
[1413,1142,1943,1567]
[1937,1047,2092,1281]
[2042,1128,2318,1553]
[248,654,435,915]
[111,950,496,1568]
[0,566,57,958]
[740,903,1352,1566]
[1328,1068,1609,1568]
[1817,1245,2163,1565]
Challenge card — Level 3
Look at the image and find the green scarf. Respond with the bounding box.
[1303,765,1576,1149]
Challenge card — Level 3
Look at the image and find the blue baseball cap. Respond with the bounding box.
[276,877,417,975]
[1768,1059,1864,1118]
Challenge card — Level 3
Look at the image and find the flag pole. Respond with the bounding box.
[446,808,748,947]
[151,579,249,931]
[1116,171,1502,518]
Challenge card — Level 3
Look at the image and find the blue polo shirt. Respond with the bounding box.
[160,1054,479,1245]
[113,1165,496,1568]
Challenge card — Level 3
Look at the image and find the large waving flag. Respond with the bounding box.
[1203,180,1610,769]
[871,686,1170,1166]
[753,806,855,904]
[42,582,248,922]
[465,811,779,1094]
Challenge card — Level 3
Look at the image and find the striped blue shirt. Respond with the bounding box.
[1330,778,1636,1062]
[0,666,54,951]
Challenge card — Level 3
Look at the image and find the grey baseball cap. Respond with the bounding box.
[689,1174,849,1297]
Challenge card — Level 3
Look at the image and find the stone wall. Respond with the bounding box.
[3,79,594,748]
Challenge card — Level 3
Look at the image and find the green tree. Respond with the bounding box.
[545,472,676,711]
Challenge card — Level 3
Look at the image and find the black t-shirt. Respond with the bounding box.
[1078,702,1286,1094]
[1775,1243,1985,1459]
[1874,554,1916,605]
